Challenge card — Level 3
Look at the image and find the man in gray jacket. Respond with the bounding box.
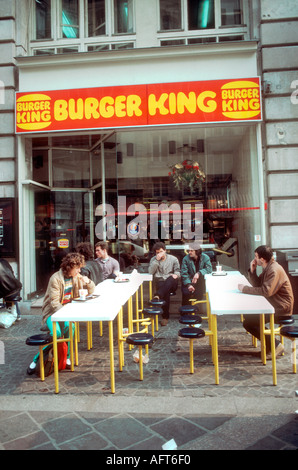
[149,242,180,326]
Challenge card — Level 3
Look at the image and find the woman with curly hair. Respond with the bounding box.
[27,252,95,375]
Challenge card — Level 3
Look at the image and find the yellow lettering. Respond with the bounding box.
[99,96,114,118]
[54,100,68,121]
[169,92,176,114]
[148,93,169,116]
[197,91,217,113]
[41,110,51,121]
[177,92,196,114]
[249,98,260,110]
[115,95,126,118]
[85,97,100,119]
[127,94,142,117]
[31,111,40,122]
[69,98,84,120]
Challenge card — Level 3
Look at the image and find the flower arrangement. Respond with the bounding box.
[169,160,206,194]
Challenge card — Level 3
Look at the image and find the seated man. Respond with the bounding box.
[238,245,294,357]
[95,241,120,280]
[0,258,22,321]
[181,244,212,306]
[76,242,103,285]
[149,242,180,326]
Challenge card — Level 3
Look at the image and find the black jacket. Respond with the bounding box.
[0,259,22,300]
[80,259,103,285]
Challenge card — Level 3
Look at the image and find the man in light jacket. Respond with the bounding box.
[238,245,294,357]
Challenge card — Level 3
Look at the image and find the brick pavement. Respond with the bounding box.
[0,296,297,451]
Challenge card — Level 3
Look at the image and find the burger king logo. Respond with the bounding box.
[16,94,51,131]
[221,80,260,120]
[58,239,69,249]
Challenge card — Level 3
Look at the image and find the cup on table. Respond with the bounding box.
[79,288,88,300]
[216,265,222,273]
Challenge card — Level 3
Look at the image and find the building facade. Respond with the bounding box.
[0,0,297,308]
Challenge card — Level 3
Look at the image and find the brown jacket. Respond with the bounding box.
[243,259,294,317]
[42,269,95,324]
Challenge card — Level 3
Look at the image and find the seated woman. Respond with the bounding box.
[27,252,95,375]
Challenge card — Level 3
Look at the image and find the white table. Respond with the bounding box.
[204,271,276,385]
[51,271,152,394]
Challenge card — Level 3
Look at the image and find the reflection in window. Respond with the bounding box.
[114,0,134,34]
[61,0,79,38]
[52,149,90,188]
[36,0,52,39]
[160,0,181,30]
[188,0,215,30]
[221,0,242,26]
[88,0,106,36]
[34,48,55,55]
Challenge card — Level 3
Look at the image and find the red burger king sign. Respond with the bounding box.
[15,77,261,134]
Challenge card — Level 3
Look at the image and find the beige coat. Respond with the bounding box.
[42,269,95,324]
[243,259,294,317]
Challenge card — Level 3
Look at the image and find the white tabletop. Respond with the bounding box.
[51,271,152,323]
[205,271,274,316]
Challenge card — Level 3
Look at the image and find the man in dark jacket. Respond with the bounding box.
[75,242,103,285]
[238,245,294,357]
[0,258,22,321]
[181,244,212,305]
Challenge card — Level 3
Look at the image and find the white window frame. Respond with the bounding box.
[157,0,249,44]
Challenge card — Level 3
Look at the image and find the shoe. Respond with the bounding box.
[267,342,284,360]
[161,318,168,327]
[16,316,21,321]
[27,364,36,375]
[66,359,71,370]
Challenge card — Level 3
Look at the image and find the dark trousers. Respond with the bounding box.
[181,275,205,306]
[155,276,178,319]
[242,314,285,353]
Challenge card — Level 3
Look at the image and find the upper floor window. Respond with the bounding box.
[33,0,135,43]
[159,0,243,32]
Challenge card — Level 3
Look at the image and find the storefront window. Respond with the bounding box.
[28,124,262,293]
[88,0,106,36]
[52,149,90,188]
[36,0,52,39]
[114,0,134,34]
[188,0,215,30]
[61,0,79,38]
[160,0,182,30]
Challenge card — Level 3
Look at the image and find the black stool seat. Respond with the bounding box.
[179,314,202,326]
[126,333,154,346]
[143,307,163,316]
[149,298,166,307]
[179,305,199,315]
[26,334,52,346]
[276,317,295,326]
[280,325,298,339]
[178,327,205,339]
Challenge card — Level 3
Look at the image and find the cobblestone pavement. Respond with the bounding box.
[0,297,297,451]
